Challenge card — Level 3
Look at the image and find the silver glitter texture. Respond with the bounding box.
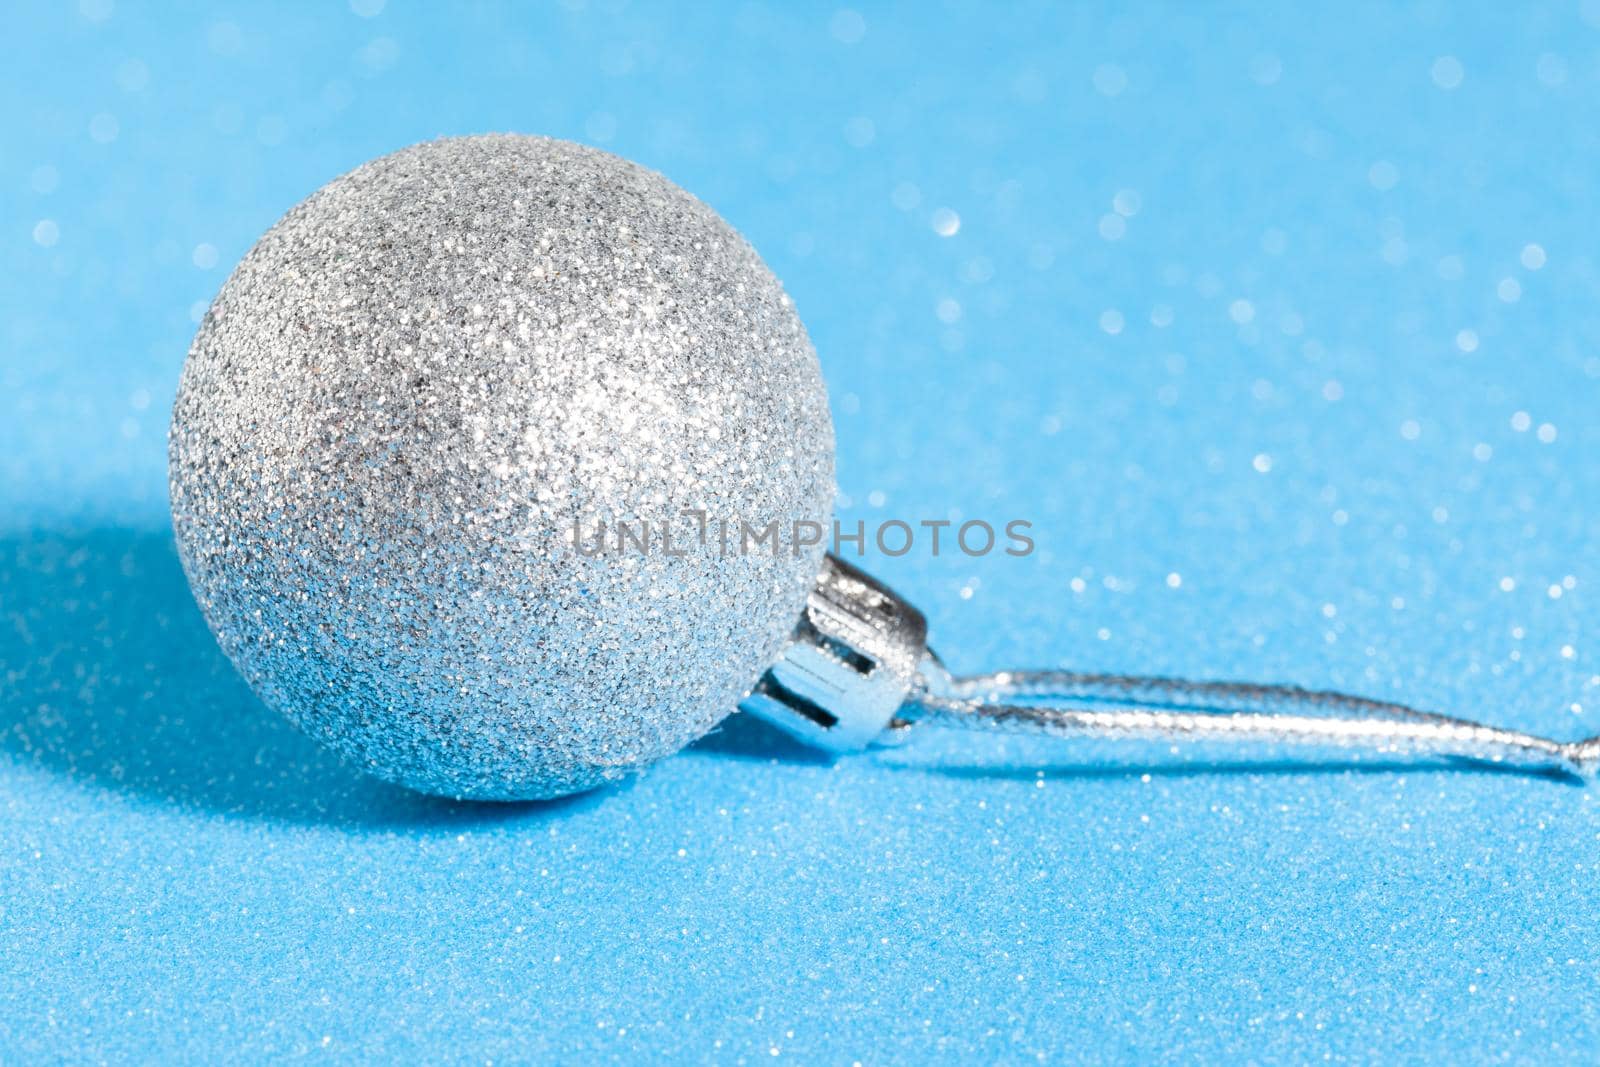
[169,135,835,800]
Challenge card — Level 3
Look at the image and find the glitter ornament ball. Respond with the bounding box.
[169,135,836,800]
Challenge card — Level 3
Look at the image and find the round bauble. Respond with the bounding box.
[169,135,835,800]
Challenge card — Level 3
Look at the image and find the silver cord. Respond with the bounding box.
[906,664,1600,776]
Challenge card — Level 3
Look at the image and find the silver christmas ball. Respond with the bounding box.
[169,134,835,800]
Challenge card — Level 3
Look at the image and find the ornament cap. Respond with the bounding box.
[740,554,928,752]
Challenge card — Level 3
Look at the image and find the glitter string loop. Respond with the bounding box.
[906,665,1600,777]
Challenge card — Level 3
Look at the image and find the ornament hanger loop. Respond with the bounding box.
[906,670,1600,778]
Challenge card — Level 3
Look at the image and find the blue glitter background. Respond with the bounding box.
[5,2,1600,1062]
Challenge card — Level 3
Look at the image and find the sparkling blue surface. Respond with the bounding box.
[5,2,1600,1061]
